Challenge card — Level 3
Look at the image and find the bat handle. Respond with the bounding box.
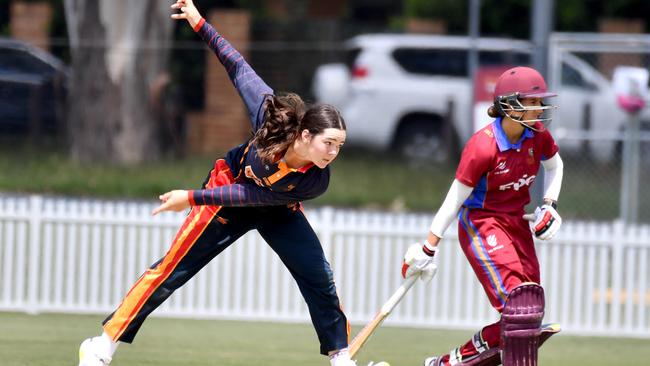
[380,274,419,314]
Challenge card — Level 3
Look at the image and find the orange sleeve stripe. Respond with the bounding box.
[193,17,205,33]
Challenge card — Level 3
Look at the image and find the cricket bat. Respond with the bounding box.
[349,274,419,358]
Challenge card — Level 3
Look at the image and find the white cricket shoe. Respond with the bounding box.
[78,337,112,366]
[423,356,440,366]
[329,348,356,366]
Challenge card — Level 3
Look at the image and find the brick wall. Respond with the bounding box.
[187,9,252,155]
[10,1,52,51]
[405,18,447,34]
[598,18,645,78]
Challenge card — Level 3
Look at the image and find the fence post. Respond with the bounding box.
[27,195,43,314]
[609,220,625,332]
[619,111,642,223]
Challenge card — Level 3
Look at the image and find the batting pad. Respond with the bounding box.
[500,283,545,366]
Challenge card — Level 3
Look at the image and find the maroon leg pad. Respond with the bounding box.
[460,323,560,366]
[500,283,545,366]
[427,323,559,366]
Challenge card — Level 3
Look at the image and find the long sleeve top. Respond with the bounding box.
[187,19,330,207]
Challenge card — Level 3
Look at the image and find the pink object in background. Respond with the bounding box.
[617,94,646,113]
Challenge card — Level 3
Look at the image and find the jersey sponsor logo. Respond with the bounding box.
[483,129,494,138]
[494,161,510,175]
[499,174,536,191]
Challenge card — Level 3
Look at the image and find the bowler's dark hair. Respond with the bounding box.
[252,93,346,163]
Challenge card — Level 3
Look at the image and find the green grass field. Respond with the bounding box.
[1,312,648,365]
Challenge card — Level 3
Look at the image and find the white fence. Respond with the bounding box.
[1,195,649,338]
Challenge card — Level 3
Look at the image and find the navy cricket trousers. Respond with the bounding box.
[102,203,349,355]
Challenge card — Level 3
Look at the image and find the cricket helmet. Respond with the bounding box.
[493,66,557,130]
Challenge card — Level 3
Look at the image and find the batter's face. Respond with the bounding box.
[510,97,545,126]
[302,128,346,168]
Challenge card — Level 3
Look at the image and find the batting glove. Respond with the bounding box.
[524,203,562,241]
[401,242,438,283]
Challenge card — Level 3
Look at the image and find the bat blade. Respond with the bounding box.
[349,275,419,358]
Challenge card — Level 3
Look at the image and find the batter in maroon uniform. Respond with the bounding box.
[401,67,564,366]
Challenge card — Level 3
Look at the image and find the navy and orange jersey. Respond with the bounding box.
[456,118,558,216]
[189,19,330,207]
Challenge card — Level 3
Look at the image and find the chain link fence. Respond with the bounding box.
[2,26,649,223]
[549,33,650,223]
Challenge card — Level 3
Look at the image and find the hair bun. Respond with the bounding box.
[487,105,501,118]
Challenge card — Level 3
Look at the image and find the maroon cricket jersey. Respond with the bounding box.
[456,118,559,216]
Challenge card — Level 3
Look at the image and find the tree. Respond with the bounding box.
[63,0,173,164]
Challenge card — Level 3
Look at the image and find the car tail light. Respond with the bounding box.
[351,65,368,79]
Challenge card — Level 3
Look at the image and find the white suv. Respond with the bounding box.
[313,33,638,162]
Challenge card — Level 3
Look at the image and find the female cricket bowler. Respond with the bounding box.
[401,66,564,366]
[78,1,357,365]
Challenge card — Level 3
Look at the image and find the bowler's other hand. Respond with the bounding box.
[152,190,190,215]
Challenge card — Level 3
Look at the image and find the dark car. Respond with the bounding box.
[0,37,68,134]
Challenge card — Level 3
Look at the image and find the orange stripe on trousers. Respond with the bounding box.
[104,206,218,340]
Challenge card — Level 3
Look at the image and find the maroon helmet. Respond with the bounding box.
[493,67,557,129]
[494,66,556,99]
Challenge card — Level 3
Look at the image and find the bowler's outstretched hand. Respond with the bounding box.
[152,190,190,215]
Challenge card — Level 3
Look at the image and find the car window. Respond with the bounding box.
[0,48,54,75]
[392,48,531,77]
[479,50,530,66]
[561,62,595,90]
[392,48,467,77]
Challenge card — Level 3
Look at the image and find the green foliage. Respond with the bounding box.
[1,312,650,366]
[404,0,533,37]
[404,0,467,33]
[603,0,650,17]
[481,0,530,38]
[556,0,594,32]
[185,0,267,17]
[0,0,9,35]
[403,0,650,37]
